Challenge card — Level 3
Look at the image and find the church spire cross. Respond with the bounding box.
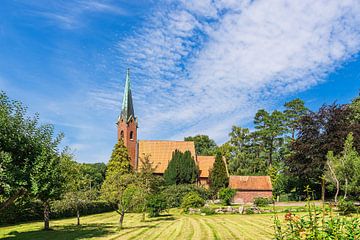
[119,68,135,123]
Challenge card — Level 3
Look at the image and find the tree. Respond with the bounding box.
[0,92,64,212]
[326,133,360,202]
[224,126,267,175]
[209,152,229,192]
[284,98,308,140]
[101,173,143,229]
[60,152,93,226]
[163,150,199,185]
[30,148,64,230]
[254,109,286,166]
[286,103,360,197]
[184,135,218,155]
[138,154,163,220]
[101,140,142,229]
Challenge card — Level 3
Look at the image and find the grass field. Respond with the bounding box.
[0,210,275,240]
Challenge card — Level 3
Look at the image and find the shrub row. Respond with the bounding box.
[0,198,113,224]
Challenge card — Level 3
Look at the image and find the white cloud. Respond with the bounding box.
[98,0,360,143]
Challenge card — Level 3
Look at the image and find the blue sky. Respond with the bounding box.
[1,0,360,163]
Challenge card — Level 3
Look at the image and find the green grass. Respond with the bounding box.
[0,210,275,240]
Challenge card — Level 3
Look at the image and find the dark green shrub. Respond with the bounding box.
[245,208,254,214]
[254,197,272,207]
[161,184,209,208]
[337,198,356,215]
[181,192,205,212]
[218,188,236,205]
[200,206,215,215]
[146,194,167,217]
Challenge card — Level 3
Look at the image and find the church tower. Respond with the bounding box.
[117,68,138,168]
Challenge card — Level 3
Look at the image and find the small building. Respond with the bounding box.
[229,176,273,204]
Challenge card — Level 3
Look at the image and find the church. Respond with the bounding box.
[116,69,272,203]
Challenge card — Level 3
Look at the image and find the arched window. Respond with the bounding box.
[130,131,134,140]
[120,130,124,138]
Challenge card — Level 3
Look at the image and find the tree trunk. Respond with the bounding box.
[344,178,348,199]
[77,209,80,226]
[321,177,325,204]
[119,209,125,229]
[44,203,50,230]
[327,161,339,203]
[0,188,26,212]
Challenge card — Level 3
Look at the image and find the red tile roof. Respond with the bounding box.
[137,140,196,174]
[197,156,215,178]
[229,176,272,191]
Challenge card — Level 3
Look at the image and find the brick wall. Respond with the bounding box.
[117,118,137,168]
[232,190,272,204]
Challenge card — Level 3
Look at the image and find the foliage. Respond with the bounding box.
[274,203,360,239]
[101,141,144,228]
[184,135,218,155]
[181,192,205,212]
[160,184,209,208]
[106,140,132,178]
[200,206,215,215]
[337,198,357,215]
[146,194,167,217]
[0,91,64,214]
[286,103,360,197]
[218,188,235,205]
[325,132,360,202]
[284,98,309,140]
[209,152,229,192]
[163,150,199,185]
[253,197,272,207]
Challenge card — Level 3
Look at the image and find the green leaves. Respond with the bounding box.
[209,152,229,192]
[184,135,218,155]
[163,150,199,185]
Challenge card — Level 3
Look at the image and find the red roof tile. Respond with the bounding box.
[229,176,272,191]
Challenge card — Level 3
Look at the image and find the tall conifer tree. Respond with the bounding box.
[209,152,229,192]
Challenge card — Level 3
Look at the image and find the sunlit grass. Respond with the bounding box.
[0,210,275,240]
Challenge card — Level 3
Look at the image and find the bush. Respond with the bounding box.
[274,203,360,239]
[245,208,254,214]
[0,197,113,224]
[161,184,210,208]
[218,188,236,205]
[181,192,205,212]
[337,198,356,215]
[200,206,215,215]
[146,194,167,217]
[254,197,272,207]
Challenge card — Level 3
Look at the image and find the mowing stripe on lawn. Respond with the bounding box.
[196,217,214,240]
[205,217,239,240]
[225,218,272,239]
[216,217,261,240]
[145,218,179,240]
[201,218,220,240]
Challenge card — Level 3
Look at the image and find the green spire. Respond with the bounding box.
[119,68,135,123]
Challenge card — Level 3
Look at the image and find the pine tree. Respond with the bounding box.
[164,150,199,185]
[105,139,132,178]
[209,152,229,192]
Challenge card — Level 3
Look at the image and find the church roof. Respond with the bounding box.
[119,68,135,123]
[137,140,196,174]
[197,156,215,178]
[229,176,272,191]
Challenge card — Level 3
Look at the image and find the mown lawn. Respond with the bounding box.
[0,210,275,240]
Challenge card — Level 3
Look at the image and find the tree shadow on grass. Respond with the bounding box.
[145,216,176,222]
[3,223,116,240]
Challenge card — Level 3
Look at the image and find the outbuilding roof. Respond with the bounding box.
[229,176,272,191]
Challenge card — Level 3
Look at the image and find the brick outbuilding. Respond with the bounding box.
[229,176,273,204]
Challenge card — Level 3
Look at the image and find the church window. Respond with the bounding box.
[130,131,134,140]
[120,130,124,138]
